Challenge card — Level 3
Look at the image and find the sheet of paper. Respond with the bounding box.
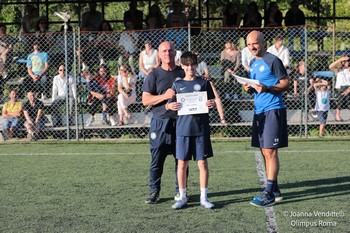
[176,91,208,116]
[232,74,260,86]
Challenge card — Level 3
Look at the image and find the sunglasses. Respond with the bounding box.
[59,69,65,71]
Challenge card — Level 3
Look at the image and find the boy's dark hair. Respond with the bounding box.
[180,51,198,66]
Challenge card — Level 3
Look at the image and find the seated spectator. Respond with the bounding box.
[138,39,159,81]
[0,24,16,78]
[51,64,77,127]
[0,42,12,99]
[166,0,188,28]
[85,64,117,126]
[195,52,228,126]
[168,40,183,66]
[284,0,306,50]
[146,3,165,29]
[329,55,350,121]
[23,90,44,141]
[20,5,39,54]
[313,78,331,137]
[24,40,50,100]
[117,64,137,126]
[118,19,138,75]
[165,18,188,51]
[241,46,254,74]
[242,1,262,28]
[81,2,104,32]
[220,41,240,100]
[267,35,290,71]
[95,20,116,65]
[123,0,144,30]
[1,89,22,140]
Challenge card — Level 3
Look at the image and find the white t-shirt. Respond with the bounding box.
[117,74,137,92]
[335,68,350,89]
[267,45,290,68]
[196,61,208,76]
[140,49,157,70]
[241,47,254,70]
[315,88,330,111]
[119,31,138,54]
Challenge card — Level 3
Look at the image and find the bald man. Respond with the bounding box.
[142,41,185,204]
[243,31,289,207]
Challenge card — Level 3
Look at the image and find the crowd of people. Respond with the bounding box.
[0,0,348,142]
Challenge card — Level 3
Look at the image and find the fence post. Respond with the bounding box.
[187,22,191,51]
[304,25,308,138]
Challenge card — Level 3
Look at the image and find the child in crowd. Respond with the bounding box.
[313,77,331,137]
[167,51,216,209]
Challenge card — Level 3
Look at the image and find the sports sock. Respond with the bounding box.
[200,188,208,202]
[179,188,186,200]
[273,179,279,192]
[265,180,276,194]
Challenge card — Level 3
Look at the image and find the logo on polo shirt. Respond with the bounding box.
[259,65,265,72]
[193,84,201,91]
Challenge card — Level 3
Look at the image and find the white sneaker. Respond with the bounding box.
[110,117,117,126]
[41,94,47,100]
[172,198,187,209]
[200,199,214,209]
[85,117,95,127]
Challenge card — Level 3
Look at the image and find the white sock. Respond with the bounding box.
[179,188,186,200]
[200,188,208,202]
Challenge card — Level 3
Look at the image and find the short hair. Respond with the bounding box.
[180,51,198,65]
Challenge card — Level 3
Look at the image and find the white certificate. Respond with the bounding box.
[232,74,260,86]
[176,91,208,116]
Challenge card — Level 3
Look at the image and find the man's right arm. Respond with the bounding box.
[142,89,175,107]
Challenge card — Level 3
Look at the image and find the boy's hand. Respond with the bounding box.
[206,99,216,109]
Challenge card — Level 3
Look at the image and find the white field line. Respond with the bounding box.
[254,151,279,233]
[0,149,348,156]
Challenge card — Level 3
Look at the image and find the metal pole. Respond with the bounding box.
[188,22,191,51]
[304,25,308,138]
[73,30,79,141]
[64,21,70,141]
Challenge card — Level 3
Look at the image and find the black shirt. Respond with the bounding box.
[23,99,44,120]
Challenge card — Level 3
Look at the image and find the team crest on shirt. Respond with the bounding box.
[150,132,157,140]
[259,65,265,72]
[193,84,201,91]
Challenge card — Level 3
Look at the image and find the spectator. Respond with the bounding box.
[117,64,137,126]
[23,90,44,141]
[24,40,50,100]
[81,2,104,32]
[267,35,290,70]
[35,18,52,52]
[171,40,183,66]
[165,19,188,51]
[313,78,331,137]
[78,27,96,68]
[329,55,350,121]
[241,46,254,73]
[20,4,39,34]
[195,52,228,126]
[138,39,159,81]
[291,61,307,99]
[123,0,144,30]
[146,3,165,29]
[222,2,241,29]
[264,2,283,27]
[284,0,306,50]
[166,0,188,28]
[220,41,241,100]
[118,19,139,75]
[1,90,22,140]
[85,64,117,126]
[0,24,14,97]
[142,16,164,49]
[95,20,116,65]
[51,64,76,127]
[242,2,262,28]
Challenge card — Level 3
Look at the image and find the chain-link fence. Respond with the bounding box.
[1,25,350,141]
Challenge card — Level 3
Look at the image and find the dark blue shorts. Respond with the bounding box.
[252,108,288,149]
[317,111,328,124]
[176,135,213,161]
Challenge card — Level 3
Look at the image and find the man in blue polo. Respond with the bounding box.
[243,31,289,207]
[142,41,185,204]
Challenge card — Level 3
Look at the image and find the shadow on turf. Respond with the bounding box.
[274,175,350,204]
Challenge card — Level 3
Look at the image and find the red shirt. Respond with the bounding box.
[95,76,116,95]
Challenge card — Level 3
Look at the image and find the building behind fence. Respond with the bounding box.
[0,25,350,141]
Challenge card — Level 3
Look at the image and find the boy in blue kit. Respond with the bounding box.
[167,52,216,209]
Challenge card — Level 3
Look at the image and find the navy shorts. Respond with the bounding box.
[317,111,328,124]
[176,135,213,161]
[252,108,288,149]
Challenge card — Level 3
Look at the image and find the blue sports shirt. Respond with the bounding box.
[142,66,185,119]
[249,52,287,114]
[170,77,215,136]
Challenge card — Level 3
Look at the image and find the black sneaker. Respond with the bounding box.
[145,192,160,204]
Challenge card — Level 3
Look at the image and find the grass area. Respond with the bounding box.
[0,140,349,233]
